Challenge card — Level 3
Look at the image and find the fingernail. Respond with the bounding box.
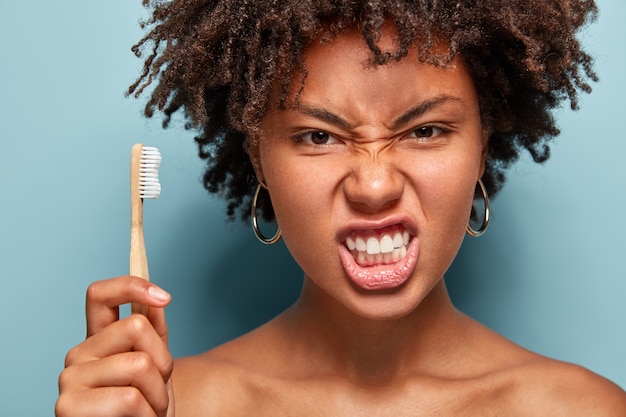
[147,286,171,302]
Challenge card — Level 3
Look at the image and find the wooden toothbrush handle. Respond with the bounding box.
[130,206,150,316]
[130,144,149,316]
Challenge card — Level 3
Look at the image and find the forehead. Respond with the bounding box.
[278,27,478,123]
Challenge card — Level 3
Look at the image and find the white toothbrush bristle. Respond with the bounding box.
[139,146,161,199]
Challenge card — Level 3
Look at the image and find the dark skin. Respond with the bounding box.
[130,0,599,221]
[174,285,623,416]
[57,28,626,417]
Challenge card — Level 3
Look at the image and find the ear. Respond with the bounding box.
[244,133,267,186]
[250,153,266,187]
[478,130,490,179]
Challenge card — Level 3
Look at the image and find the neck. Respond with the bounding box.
[281,278,463,384]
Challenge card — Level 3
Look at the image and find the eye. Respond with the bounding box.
[297,130,338,145]
[409,125,445,139]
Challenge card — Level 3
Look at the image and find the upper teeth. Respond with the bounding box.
[346,230,409,255]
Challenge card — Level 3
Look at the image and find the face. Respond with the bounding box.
[257,28,487,320]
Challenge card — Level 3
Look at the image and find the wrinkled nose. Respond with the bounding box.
[342,156,404,214]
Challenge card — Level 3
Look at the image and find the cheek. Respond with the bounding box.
[263,155,344,277]
[424,164,476,211]
[270,179,342,286]
[270,165,336,235]
[430,139,485,246]
[413,152,480,241]
[260,137,339,215]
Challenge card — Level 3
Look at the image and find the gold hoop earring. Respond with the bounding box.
[466,179,490,237]
[251,184,281,245]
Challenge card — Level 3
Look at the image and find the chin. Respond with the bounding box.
[341,281,439,322]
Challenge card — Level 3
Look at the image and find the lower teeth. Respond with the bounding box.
[352,245,407,267]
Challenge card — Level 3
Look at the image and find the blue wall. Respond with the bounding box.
[0,1,624,415]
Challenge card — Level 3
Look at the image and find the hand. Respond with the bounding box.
[55,276,174,417]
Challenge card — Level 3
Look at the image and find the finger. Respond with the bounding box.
[66,315,173,379]
[165,379,176,417]
[86,276,171,337]
[56,386,164,417]
[59,351,170,416]
[147,304,169,347]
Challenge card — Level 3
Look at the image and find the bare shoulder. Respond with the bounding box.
[171,349,252,416]
[169,315,626,417]
[508,357,626,417]
[458,316,626,416]
[170,324,288,416]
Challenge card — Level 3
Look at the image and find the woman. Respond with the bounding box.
[56,1,626,416]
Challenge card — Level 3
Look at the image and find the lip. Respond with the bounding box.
[335,214,418,244]
[336,214,419,291]
[338,237,418,291]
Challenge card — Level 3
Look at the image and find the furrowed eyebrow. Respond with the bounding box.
[291,105,355,130]
[291,95,462,131]
[390,95,462,130]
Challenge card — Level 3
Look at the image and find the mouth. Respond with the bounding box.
[338,223,418,291]
[344,225,411,267]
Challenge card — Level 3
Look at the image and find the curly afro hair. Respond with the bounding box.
[128,0,598,221]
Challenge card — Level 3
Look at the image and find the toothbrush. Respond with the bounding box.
[130,144,161,316]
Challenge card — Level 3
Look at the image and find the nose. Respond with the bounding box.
[342,155,404,214]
